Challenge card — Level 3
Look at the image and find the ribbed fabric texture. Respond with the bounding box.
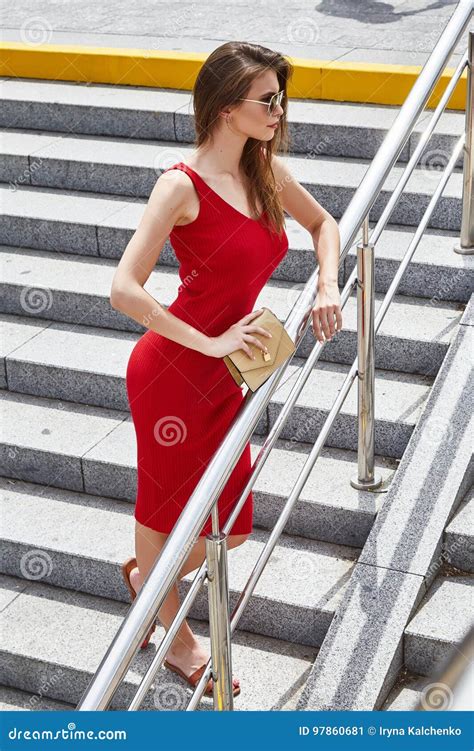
[126,162,289,536]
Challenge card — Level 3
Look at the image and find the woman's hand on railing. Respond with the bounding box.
[203,309,273,360]
[311,281,343,343]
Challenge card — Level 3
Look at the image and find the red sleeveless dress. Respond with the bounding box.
[126,162,289,537]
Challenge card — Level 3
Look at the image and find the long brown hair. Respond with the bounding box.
[192,41,293,235]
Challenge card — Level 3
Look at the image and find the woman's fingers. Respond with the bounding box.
[240,308,264,324]
[312,307,341,342]
[242,324,272,338]
[242,333,268,354]
[312,313,324,343]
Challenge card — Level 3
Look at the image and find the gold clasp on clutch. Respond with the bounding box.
[263,350,271,362]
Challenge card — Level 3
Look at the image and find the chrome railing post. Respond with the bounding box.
[205,504,234,709]
[351,215,382,491]
[454,29,474,255]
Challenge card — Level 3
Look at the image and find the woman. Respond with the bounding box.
[110,40,342,699]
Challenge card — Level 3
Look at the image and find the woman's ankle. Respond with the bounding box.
[168,633,199,657]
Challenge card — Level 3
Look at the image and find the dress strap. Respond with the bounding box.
[161,162,210,198]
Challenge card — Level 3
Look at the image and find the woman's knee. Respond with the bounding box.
[178,532,250,579]
[134,522,169,570]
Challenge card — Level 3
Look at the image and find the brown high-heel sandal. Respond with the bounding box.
[121,556,156,649]
[164,659,241,697]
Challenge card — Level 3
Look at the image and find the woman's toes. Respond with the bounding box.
[207,676,239,689]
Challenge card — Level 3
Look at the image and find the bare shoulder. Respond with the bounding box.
[148,167,198,224]
[152,167,197,200]
[268,153,331,233]
[270,153,293,183]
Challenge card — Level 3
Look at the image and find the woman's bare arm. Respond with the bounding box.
[110,170,211,355]
[270,154,342,342]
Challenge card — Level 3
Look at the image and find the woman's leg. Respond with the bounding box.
[130,519,249,683]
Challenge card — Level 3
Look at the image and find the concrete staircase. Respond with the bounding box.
[382,483,474,710]
[0,78,472,711]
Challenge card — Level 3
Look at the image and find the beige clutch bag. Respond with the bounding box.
[223,306,296,392]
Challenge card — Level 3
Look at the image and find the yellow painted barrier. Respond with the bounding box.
[0,42,466,110]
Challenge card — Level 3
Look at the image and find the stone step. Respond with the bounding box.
[269,362,430,459]
[383,488,474,711]
[0,478,359,649]
[404,575,474,677]
[1,130,463,231]
[381,673,435,711]
[0,78,464,164]
[2,185,472,302]
[383,487,474,710]
[0,78,469,716]
[0,397,395,549]
[1,248,463,376]
[0,684,75,711]
[0,345,429,500]
[444,485,474,573]
[0,572,319,710]
[343,226,473,304]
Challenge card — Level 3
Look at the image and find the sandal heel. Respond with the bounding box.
[164,659,240,697]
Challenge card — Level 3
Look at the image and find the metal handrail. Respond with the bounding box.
[77,0,473,711]
[456,29,474,253]
[187,108,467,712]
